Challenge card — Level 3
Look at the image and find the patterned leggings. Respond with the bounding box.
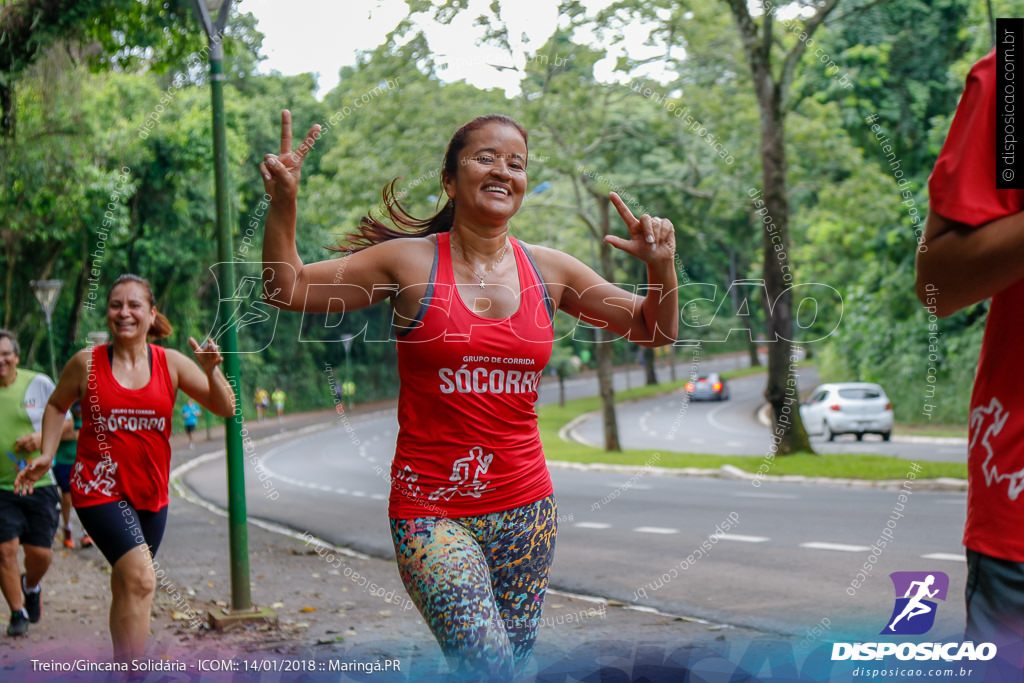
[390,496,557,680]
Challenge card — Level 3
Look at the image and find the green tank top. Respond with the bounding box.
[0,369,56,490]
[54,415,82,466]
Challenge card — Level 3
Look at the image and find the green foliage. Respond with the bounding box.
[0,0,997,431]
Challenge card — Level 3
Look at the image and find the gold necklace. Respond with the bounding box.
[452,236,509,288]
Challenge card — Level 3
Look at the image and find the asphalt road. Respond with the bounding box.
[184,353,970,640]
[570,365,969,463]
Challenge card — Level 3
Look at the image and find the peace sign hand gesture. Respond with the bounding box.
[189,337,224,376]
[259,109,322,203]
[603,192,676,265]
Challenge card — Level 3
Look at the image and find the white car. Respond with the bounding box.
[799,382,894,442]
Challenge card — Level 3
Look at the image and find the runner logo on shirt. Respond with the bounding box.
[428,446,494,501]
[971,397,1024,500]
[6,451,26,470]
[72,457,119,497]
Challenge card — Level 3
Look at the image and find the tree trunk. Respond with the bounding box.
[0,83,14,139]
[595,330,620,451]
[2,236,16,329]
[759,90,812,455]
[66,228,91,349]
[644,346,657,385]
[742,313,761,367]
[668,344,677,381]
[558,373,566,407]
[596,211,621,451]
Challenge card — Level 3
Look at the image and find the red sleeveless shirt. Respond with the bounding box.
[389,233,555,518]
[73,344,175,511]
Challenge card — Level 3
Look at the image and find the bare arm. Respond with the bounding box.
[546,193,679,347]
[169,339,236,418]
[260,110,398,313]
[916,208,1024,316]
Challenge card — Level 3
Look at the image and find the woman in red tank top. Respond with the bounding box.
[16,274,235,667]
[259,112,679,677]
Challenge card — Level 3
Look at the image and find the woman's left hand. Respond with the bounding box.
[603,192,676,264]
[189,337,224,375]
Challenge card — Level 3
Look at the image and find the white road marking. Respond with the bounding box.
[634,526,679,535]
[733,492,798,500]
[726,440,745,447]
[706,400,760,436]
[574,522,611,529]
[334,489,348,494]
[921,553,965,562]
[800,542,871,552]
[370,494,387,501]
[351,491,366,497]
[717,534,769,543]
[640,413,652,435]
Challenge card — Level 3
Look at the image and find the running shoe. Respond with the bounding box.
[62,526,74,549]
[22,575,40,623]
[7,611,28,637]
[81,533,94,548]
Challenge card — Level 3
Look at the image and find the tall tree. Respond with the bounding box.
[510,34,712,450]
[716,0,849,454]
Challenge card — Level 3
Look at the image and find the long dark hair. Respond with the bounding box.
[338,114,528,253]
[107,274,174,340]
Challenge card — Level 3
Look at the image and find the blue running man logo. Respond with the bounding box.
[6,451,26,470]
[881,571,949,635]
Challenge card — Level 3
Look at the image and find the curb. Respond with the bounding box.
[170,415,745,634]
[545,459,967,491]
[169,413,396,561]
[555,402,966,490]
[559,410,604,449]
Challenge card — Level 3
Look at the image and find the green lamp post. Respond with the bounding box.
[190,0,273,628]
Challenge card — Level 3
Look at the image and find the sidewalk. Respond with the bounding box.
[0,404,772,682]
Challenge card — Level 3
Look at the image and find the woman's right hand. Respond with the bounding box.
[13,457,52,496]
[259,109,321,204]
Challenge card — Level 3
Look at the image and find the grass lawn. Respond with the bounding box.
[893,424,968,439]
[539,371,968,481]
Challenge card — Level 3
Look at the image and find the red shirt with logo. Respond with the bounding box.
[928,48,1024,562]
[73,344,175,511]
[389,233,555,518]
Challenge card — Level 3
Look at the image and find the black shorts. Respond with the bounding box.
[185,424,196,434]
[75,500,168,566]
[0,486,61,547]
[965,548,1024,655]
[52,464,73,494]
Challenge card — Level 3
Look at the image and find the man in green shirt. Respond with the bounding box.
[0,330,66,637]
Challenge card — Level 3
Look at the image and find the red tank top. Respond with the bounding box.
[389,233,555,518]
[73,344,175,511]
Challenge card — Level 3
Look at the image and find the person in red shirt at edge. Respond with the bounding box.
[918,48,1024,662]
[259,111,679,679]
[14,274,236,667]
